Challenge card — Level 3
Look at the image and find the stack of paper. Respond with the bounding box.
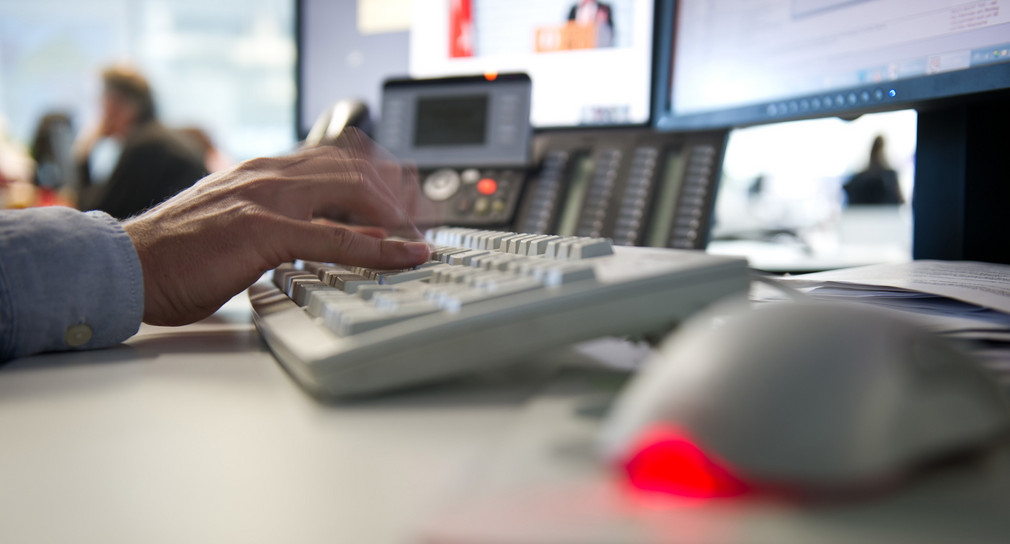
[754,260,1010,375]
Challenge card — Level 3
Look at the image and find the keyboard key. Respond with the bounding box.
[292,279,330,306]
[276,270,315,292]
[427,278,542,312]
[506,234,540,254]
[337,301,441,336]
[371,290,427,312]
[570,238,614,259]
[543,239,567,259]
[322,271,377,293]
[287,276,320,298]
[447,249,490,266]
[305,289,355,318]
[524,235,562,256]
[317,297,371,329]
[375,267,436,284]
[272,263,298,285]
[434,247,471,263]
[353,285,402,301]
[543,262,597,286]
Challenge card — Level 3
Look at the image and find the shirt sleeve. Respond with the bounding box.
[0,207,143,362]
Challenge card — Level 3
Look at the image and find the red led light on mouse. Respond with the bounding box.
[623,423,749,498]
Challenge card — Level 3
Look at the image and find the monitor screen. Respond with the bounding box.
[408,0,655,128]
[654,0,1010,130]
[299,0,655,134]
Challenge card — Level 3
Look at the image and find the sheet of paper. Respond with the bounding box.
[754,261,1010,372]
[776,260,1010,314]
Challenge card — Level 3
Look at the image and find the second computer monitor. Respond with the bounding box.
[652,0,1010,264]
[653,0,1010,130]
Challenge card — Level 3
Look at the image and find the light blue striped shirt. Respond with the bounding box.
[0,207,143,362]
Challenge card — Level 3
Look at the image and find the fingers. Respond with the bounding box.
[281,138,397,185]
[230,138,425,235]
[311,218,388,239]
[268,217,430,270]
[286,172,420,234]
[342,225,389,239]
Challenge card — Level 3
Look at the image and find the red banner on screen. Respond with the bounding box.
[449,0,474,58]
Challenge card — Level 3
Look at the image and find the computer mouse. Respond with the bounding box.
[598,301,1010,497]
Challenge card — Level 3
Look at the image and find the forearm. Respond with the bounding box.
[0,207,143,362]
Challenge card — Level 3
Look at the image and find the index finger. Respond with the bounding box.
[282,160,421,236]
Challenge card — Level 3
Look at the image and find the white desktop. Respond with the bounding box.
[3,289,1010,544]
[0,295,545,543]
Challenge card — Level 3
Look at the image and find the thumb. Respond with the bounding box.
[269,218,430,269]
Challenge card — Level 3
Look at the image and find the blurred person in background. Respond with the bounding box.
[178,126,234,174]
[0,114,37,209]
[30,112,78,207]
[843,135,904,206]
[76,65,206,219]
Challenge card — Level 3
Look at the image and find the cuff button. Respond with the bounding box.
[65,323,93,347]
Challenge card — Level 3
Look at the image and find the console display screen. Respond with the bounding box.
[413,95,488,147]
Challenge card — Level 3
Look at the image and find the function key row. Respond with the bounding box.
[270,258,597,336]
[424,227,613,260]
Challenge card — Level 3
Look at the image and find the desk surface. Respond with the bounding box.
[4,296,1010,544]
[0,297,550,544]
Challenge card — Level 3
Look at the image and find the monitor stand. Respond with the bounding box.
[913,89,1010,264]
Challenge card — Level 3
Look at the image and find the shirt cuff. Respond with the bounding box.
[0,207,143,362]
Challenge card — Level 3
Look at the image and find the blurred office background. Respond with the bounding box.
[710,109,916,270]
[0,0,917,268]
[0,0,296,165]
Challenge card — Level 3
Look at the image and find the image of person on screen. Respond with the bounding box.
[568,0,614,47]
[843,135,904,206]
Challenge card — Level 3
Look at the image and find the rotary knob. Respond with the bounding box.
[423,169,462,201]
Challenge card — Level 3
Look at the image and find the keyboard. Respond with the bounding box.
[249,227,750,398]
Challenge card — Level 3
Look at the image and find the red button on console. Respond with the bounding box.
[476,178,498,195]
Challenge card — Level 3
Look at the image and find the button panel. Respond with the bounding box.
[514,127,725,250]
[417,166,524,226]
[669,144,716,249]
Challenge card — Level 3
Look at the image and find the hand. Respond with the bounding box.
[123,132,430,326]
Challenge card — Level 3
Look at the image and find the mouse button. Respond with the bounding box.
[906,333,1001,397]
[690,360,884,479]
[892,353,1010,464]
[596,337,707,461]
[701,394,875,486]
[888,393,1009,478]
[908,333,1010,419]
[697,343,908,484]
[597,309,764,462]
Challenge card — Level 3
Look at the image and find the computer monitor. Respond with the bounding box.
[409,0,656,128]
[298,0,657,135]
[653,0,1010,263]
[297,0,411,139]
